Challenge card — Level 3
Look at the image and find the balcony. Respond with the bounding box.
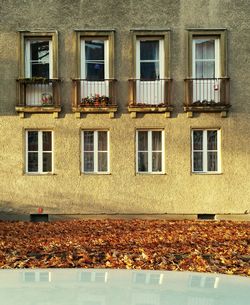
[128,79,173,118]
[72,79,118,118]
[184,78,230,117]
[16,78,61,118]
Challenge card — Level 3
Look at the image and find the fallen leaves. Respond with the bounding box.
[0,219,249,275]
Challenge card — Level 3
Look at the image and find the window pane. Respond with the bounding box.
[195,39,215,60]
[152,152,162,172]
[152,131,162,151]
[207,152,218,171]
[30,41,50,78]
[43,153,52,172]
[140,41,159,60]
[193,152,203,171]
[28,131,38,151]
[31,63,49,78]
[28,152,38,172]
[202,61,215,78]
[98,132,107,151]
[43,132,52,151]
[84,152,94,172]
[140,62,159,80]
[138,131,148,151]
[84,131,94,151]
[138,152,148,172]
[193,131,203,150]
[85,40,104,61]
[207,131,217,150]
[98,152,107,172]
[85,62,104,81]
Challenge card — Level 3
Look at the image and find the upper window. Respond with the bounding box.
[25,39,52,79]
[26,130,53,174]
[73,31,116,110]
[129,30,171,111]
[82,130,109,174]
[192,129,221,173]
[185,29,229,112]
[19,31,58,79]
[136,130,164,174]
[17,31,60,111]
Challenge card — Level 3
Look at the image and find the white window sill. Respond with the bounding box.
[81,172,111,175]
[136,172,166,175]
[191,171,222,175]
[24,172,56,176]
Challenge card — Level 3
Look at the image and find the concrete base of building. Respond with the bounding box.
[0,212,249,222]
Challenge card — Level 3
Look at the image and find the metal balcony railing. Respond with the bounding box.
[184,78,230,107]
[72,79,117,108]
[129,79,172,107]
[16,78,61,107]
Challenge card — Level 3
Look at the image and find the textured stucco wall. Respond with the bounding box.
[0,0,249,216]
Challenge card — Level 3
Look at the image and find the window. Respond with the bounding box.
[25,39,52,79]
[130,30,170,107]
[192,37,220,103]
[192,129,221,173]
[82,130,109,173]
[133,272,163,285]
[23,271,51,282]
[79,271,108,283]
[136,130,164,173]
[185,29,230,114]
[26,130,53,174]
[17,31,60,113]
[73,30,117,114]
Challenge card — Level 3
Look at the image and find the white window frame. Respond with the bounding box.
[81,130,110,174]
[25,39,53,79]
[26,130,54,174]
[136,130,165,174]
[192,37,220,79]
[80,38,109,80]
[192,129,221,173]
[136,38,164,80]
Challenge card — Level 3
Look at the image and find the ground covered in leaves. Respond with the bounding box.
[0,219,249,276]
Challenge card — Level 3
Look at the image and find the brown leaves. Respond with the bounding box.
[0,219,249,275]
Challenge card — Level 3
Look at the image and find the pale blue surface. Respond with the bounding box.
[0,269,249,305]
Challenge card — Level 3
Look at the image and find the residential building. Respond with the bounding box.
[0,0,249,219]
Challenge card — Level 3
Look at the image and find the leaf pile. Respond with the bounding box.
[0,219,249,276]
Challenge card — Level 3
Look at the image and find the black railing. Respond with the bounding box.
[129,79,172,107]
[184,78,230,106]
[16,78,61,107]
[72,79,117,108]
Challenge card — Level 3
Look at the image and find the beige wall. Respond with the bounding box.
[0,0,249,217]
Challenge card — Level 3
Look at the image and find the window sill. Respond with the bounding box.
[81,172,111,175]
[24,172,56,176]
[16,106,61,118]
[191,172,222,175]
[128,105,173,118]
[184,104,231,118]
[72,106,118,118]
[136,172,166,175]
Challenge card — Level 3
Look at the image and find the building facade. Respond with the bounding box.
[0,0,249,219]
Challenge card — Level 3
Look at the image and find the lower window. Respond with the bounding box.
[26,130,53,174]
[192,129,221,173]
[82,130,109,173]
[136,130,164,173]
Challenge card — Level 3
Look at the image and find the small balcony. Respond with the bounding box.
[72,79,118,118]
[184,78,230,117]
[16,78,61,118]
[128,79,173,118]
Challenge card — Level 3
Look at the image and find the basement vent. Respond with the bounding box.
[30,214,49,222]
[197,214,216,220]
